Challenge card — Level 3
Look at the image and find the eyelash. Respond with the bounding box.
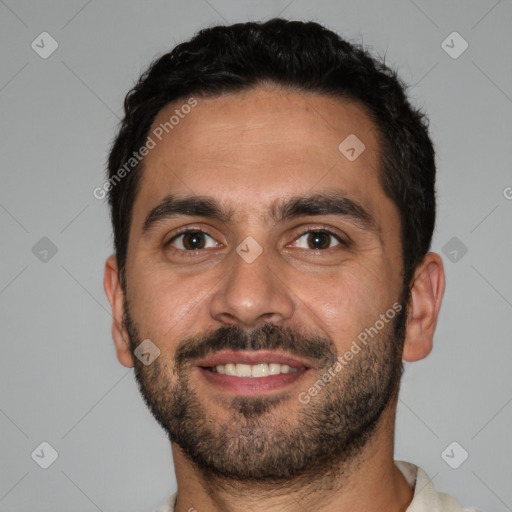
[166,226,348,252]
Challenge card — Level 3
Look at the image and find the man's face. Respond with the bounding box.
[122,87,406,481]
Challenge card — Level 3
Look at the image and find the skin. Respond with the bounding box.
[104,85,445,512]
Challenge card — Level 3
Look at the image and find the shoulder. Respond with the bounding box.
[395,460,483,512]
[154,492,177,512]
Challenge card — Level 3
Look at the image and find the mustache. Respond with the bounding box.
[175,322,337,367]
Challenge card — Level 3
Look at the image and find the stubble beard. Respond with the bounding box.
[125,296,407,485]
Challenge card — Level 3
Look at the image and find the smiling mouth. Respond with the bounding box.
[204,362,300,377]
[194,350,312,395]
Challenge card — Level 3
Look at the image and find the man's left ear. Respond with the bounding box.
[402,252,446,362]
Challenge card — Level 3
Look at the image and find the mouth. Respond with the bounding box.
[193,350,313,396]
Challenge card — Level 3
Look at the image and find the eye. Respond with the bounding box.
[292,230,344,250]
[167,229,218,250]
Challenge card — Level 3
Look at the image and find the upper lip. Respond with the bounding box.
[193,350,314,369]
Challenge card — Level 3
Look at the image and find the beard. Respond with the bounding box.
[124,291,408,485]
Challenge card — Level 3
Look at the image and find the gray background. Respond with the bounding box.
[1,0,511,511]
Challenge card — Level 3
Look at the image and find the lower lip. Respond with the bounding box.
[197,367,309,395]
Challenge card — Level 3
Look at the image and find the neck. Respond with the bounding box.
[170,402,414,512]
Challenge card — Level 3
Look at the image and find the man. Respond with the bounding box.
[103,19,480,512]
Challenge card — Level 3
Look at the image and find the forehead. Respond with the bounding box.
[131,87,388,229]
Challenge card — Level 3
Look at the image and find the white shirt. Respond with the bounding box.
[155,460,482,512]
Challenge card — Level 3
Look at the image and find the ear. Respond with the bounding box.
[402,252,445,362]
[103,255,134,368]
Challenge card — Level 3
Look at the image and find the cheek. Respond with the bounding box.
[127,264,207,347]
[293,260,394,346]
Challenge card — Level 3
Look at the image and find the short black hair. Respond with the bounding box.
[107,18,436,297]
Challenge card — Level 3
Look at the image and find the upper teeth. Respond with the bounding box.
[213,363,298,377]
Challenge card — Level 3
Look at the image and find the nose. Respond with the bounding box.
[209,245,295,329]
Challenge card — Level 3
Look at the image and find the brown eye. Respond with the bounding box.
[168,230,217,250]
[293,230,343,250]
[307,232,331,249]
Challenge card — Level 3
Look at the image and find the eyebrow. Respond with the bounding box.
[141,190,378,237]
